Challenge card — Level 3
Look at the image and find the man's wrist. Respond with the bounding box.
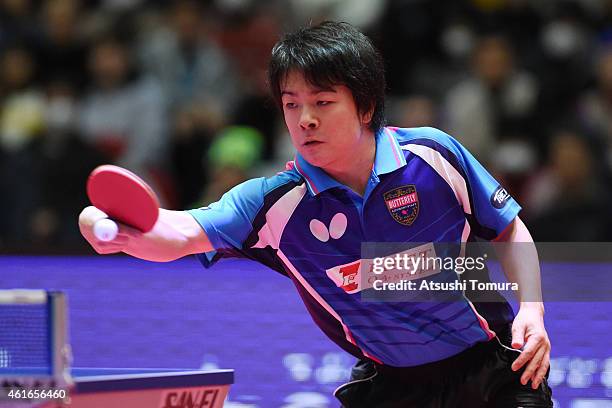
[519,301,545,315]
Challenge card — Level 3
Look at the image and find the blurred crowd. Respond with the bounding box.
[1,0,612,253]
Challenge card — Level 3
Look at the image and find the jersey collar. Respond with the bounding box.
[294,127,407,196]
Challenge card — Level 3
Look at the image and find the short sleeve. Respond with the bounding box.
[188,177,267,268]
[403,127,521,240]
[187,172,302,268]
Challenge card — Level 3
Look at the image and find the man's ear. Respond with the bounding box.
[361,106,374,126]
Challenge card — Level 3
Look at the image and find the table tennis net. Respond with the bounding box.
[0,303,51,375]
[0,291,68,379]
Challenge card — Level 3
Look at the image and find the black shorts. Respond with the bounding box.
[334,326,553,408]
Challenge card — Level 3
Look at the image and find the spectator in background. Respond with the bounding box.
[0,44,44,246]
[93,0,149,13]
[199,126,263,205]
[443,34,539,164]
[0,44,44,153]
[78,34,169,195]
[375,0,445,96]
[579,44,612,172]
[218,4,282,162]
[137,0,240,207]
[28,79,105,249]
[0,0,38,50]
[34,0,88,90]
[287,0,386,31]
[535,0,592,130]
[171,105,215,209]
[138,0,238,127]
[388,94,439,129]
[523,126,612,242]
[465,0,542,65]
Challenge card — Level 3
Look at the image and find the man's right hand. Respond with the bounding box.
[78,207,212,261]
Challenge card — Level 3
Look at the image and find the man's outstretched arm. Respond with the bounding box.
[495,216,551,390]
[79,206,211,262]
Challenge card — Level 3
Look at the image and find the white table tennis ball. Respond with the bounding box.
[93,218,118,242]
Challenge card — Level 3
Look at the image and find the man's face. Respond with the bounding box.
[281,70,372,169]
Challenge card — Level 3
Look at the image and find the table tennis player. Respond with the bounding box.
[79,21,552,407]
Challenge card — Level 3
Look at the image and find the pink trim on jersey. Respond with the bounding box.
[457,220,472,259]
[461,220,471,243]
[467,300,496,340]
[294,159,320,195]
[345,328,383,364]
[364,352,383,365]
[384,128,403,168]
[277,249,384,364]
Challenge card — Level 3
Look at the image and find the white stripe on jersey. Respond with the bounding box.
[401,144,473,215]
[253,183,307,249]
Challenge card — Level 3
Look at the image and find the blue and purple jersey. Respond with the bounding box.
[188,126,521,367]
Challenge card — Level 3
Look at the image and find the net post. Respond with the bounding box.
[48,292,72,390]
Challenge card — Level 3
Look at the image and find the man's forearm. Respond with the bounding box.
[123,209,212,262]
[496,217,544,310]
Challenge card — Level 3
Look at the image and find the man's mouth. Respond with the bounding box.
[303,140,323,146]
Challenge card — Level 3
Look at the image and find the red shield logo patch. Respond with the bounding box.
[384,185,419,226]
[325,259,361,294]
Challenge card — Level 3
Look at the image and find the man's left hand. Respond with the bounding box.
[510,303,551,390]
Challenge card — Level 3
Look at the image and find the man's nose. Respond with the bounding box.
[299,109,320,130]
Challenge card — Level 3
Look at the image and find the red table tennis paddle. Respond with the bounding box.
[86,165,160,241]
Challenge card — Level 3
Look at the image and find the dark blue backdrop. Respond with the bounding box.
[1,256,610,407]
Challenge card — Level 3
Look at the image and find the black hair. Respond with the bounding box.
[268,21,386,133]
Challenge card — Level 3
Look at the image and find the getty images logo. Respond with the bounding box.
[309,213,348,242]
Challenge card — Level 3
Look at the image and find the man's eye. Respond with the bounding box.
[317,101,331,106]
[284,102,297,109]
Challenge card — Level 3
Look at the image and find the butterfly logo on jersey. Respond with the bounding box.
[384,185,419,226]
[309,213,348,242]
